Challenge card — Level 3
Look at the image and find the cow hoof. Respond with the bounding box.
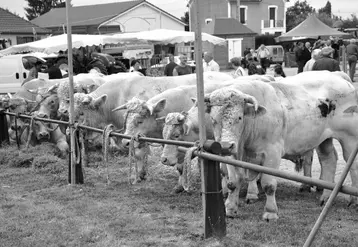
[319,191,330,206]
[246,194,259,204]
[173,185,185,194]
[316,186,324,193]
[348,196,358,208]
[299,184,311,193]
[262,212,278,221]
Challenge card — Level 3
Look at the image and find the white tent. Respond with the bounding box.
[112,29,227,46]
[0,34,134,56]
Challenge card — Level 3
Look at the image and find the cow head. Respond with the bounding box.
[72,93,107,124]
[35,85,60,120]
[160,112,188,166]
[57,80,100,118]
[112,97,166,148]
[32,111,52,142]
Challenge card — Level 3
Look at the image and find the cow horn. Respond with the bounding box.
[245,95,259,111]
[112,104,127,112]
[7,93,13,99]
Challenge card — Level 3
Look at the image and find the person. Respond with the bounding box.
[312,47,340,72]
[256,44,270,72]
[22,61,42,85]
[173,54,192,76]
[273,64,286,80]
[346,39,358,82]
[44,63,63,79]
[330,37,340,61]
[129,59,141,72]
[247,61,265,75]
[230,57,247,77]
[203,52,220,72]
[164,54,178,76]
[303,49,321,72]
[295,42,307,74]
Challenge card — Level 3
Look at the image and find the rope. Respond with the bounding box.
[183,142,201,192]
[103,124,115,185]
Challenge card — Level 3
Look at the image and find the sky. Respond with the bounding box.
[1,0,357,20]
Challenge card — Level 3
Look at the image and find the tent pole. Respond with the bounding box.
[66,0,76,185]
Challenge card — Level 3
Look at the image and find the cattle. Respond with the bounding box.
[189,71,358,220]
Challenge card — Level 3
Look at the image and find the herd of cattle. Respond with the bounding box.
[1,70,358,221]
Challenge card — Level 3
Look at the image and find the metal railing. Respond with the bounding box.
[262,19,284,28]
[1,109,358,245]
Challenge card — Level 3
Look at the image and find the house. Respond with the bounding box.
[31,0,186,35]
[0,8,51,49]
[188,0,288,68]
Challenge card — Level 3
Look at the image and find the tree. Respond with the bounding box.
[181,11,189,31]
[24,0,67,20]
[318,1,332,16]
[286,0,315,32]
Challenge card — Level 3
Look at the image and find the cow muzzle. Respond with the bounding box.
[37,131,50,141]
[160,156,177,166]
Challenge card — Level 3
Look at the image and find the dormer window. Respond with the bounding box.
[205,18,213,25]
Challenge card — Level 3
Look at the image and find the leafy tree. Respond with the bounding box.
[286,0,315,32]
[318,1,332,16]
[24,0,67,20]
[341,14,358,29]
[317,12,334,27]
[181,11,189,31]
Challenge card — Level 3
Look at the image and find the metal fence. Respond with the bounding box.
[1,109,358,246]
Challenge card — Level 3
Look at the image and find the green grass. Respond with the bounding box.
[0,143,357,247]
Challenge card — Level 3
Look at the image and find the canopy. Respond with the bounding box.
[0,34,134,56]
[275,15,350,42]
[112,29,227,46]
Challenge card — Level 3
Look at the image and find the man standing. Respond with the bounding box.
[164,54,178,76]
[22,61,42,85]
[256,44,270,72]
[312,47,340,72]
[346,39,358,82]
[203,52,220,72]
[173,54,192,76]
[295,42,306,73]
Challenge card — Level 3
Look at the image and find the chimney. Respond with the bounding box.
[228,0,240,20]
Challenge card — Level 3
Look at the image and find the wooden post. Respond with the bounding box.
[0,109,9,147]
[66,0,77,184]
[342,46,347,73]
[202,140,226,238]
[193,0,226,239]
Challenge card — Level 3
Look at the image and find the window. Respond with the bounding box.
[16,36,34,45]
[240,6,248,24]
[268,5,278,27]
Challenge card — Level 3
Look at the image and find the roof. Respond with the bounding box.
[0,8,51,34]
[276,15,350,42]
[31,0,185,28]
[206,18,256,36]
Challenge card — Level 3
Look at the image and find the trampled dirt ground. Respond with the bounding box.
[0,141,357,247]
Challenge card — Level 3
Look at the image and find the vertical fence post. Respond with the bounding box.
[0,109,9,147]
[203,140,226,238]
[67,130,84,184]
[342,46,347,73]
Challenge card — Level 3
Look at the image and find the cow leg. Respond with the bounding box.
[225,161,245,218]
[246,177,260,204]
[338,137,358,207]
[316,138,338,205]
[261,146,281,221]
[299,150,314,192]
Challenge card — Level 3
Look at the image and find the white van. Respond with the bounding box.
[266,45,284,65]
[0,54,46,94]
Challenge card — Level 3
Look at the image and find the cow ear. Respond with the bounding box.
[191,98,197,106]
[183,122,192,136]
[244,104,267,117]
[343,105,358,114]
[93,95,107,109]
[48,84,58,94]
[149,99,166,115]
[112,103,127,112]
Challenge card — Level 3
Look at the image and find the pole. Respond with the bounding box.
[0,109,9,147]
[193,0,225,239]
[66,0,76,185]
[303,141,358,247]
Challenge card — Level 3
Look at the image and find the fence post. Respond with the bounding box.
[202,140,226,238]
[67,130,84,184]
[0,109,9,147]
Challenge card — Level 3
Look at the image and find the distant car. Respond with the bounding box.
[266,45,284,65]
[0,54,46,94]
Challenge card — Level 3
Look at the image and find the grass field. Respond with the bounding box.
[0,141,357,247]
